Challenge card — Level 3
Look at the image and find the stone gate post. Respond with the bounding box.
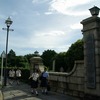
[81,6,100,97]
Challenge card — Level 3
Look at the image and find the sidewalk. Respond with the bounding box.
[1,82,80,100]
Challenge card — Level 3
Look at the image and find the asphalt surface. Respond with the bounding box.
[1,82,80,100]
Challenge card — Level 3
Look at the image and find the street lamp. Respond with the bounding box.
[89,6,100,17]
[2,17,14,86]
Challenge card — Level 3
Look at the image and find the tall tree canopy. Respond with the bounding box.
[65,39,84,72]
[41,50,57,70]
[7,49,16,67]
[16,56,28,68]
[24,54,34,64]
[0,39,84,71]
[54,52,66,72]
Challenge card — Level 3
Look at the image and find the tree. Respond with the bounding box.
[7,49,16,67]
[24,54,35,64]
[16,56,28,68]
[54,52,66,72]
[41,50,57,70]
[65,39,84,72]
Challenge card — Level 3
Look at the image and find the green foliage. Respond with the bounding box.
[0,39,84,73]
[7,49,16,67]
[6,49,29,69]
[24,54,34,64]
[41,50,57,70]
[21,69,30,83]
[65,39,84,72]
[16,56,29,68]
[55,52,66,72]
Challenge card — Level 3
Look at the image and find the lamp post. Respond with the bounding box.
[2,17,14,86]
[89,6,100,17]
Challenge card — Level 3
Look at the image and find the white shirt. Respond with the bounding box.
[16,69,21,77]
[32,72,39,81]
[9,70,15,77]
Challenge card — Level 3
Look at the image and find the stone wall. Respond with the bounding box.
[49,60,85,97]
[49,6,100,99]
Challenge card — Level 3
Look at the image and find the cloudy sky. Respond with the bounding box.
[0,0,100,56]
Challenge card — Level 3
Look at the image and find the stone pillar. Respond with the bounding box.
[52,60,55,72]
[81,6,100,96]
[30,51,44,73]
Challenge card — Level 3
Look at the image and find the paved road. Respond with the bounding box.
[2,82,80,100]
